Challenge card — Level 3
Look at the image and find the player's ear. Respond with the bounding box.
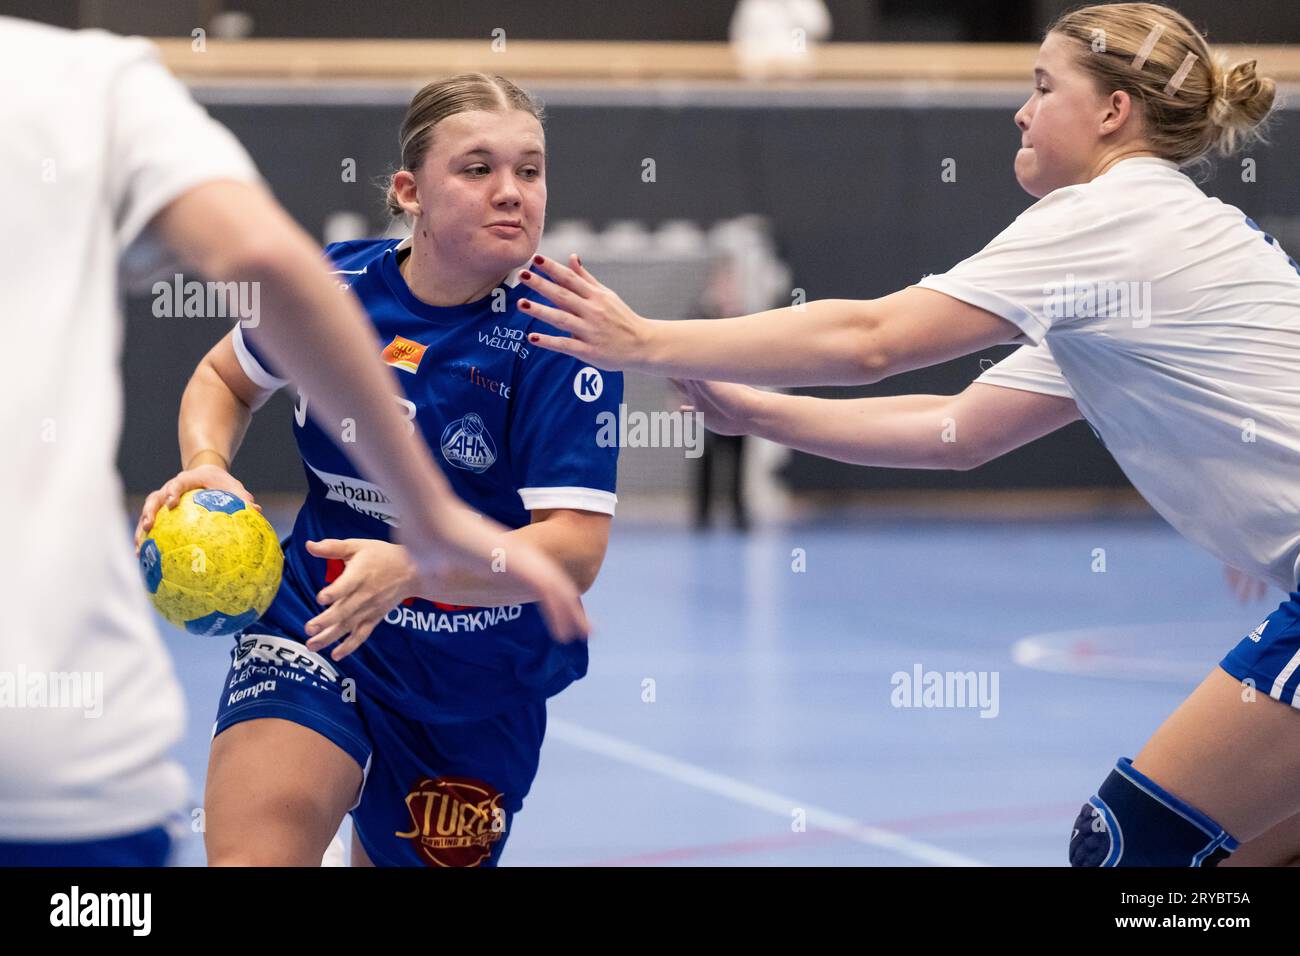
[390,169,421,216]
[1099,89,1132,137]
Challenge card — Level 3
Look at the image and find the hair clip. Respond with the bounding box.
[1164,52,1198,94]
[1132,23,1165,70]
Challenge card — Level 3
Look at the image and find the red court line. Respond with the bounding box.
[584,801,1081,867]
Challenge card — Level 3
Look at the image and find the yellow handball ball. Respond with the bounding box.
[137,488,284,636]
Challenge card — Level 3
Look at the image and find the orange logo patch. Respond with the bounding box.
[395,776,506,867]
[382,335,427,374]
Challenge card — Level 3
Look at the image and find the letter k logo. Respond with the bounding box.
[574,367,603,402]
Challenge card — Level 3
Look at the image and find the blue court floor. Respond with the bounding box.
[159,511,1275,866]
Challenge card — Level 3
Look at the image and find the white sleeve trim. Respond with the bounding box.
[231,323,290,391]
[975,376,1075,400]
[914,275,1048,345]
[518,487,618,515]
[975,371,1075,400]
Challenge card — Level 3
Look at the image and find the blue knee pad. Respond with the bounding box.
[1069,757,1239,867]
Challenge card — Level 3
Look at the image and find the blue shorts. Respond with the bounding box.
[1220,588,1300,706]
[0,826,172,867]
[213,632,547,867]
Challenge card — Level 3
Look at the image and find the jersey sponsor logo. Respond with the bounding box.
[305,462,401,525]
[449,361,512,399]
[574,366,603,402]
[395,776,506,866]
[1248,620,1268,643]
[230,661,296,686]
[383,602,523,633]
[232,633,340,684]
[227,679,277,706]
[478,324,530,359]
[440,412,497,473]
[382,335,429,374]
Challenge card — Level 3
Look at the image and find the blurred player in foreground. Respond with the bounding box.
[0,19,583,866]
[520,3,1300,866]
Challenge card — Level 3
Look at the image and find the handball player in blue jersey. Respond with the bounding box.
[139,74,621,866]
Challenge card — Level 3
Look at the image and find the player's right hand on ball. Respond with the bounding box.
[135,464,260,549]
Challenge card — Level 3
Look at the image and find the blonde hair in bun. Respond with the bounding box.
[1050,3,1276,164]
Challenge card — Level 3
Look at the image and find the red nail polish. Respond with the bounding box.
[533,255,544,265]
[519,270,531,280]
[520,300,531,310]
[576,256,583,267]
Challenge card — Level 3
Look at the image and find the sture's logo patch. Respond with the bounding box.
[395,776,506,866]
[382,335,428,374]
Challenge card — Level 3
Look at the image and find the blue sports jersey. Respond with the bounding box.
[232,237,621,721]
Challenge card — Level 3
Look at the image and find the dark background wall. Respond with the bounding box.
[6,0,1300,42]
[114,94,1300,494]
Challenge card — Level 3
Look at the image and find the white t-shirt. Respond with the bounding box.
[919,157,1300,591]
[0,17,260,839]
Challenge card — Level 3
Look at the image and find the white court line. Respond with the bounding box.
[548,717,986,867]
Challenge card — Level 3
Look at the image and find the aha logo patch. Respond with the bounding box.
[574,366,603,402]
[395,776,506,867]
[382,335,428,374]
[440,413,497,473]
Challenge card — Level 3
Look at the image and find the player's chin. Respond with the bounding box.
[1014,151,1050,199]
[479,234,535,268]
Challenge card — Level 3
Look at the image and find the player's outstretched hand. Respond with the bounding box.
[398,503,590,644]
[518,253,654,371]
[303,538,418,660]
[135,464,261,549]
[1223,563,1270,604]
[672,378,765,437]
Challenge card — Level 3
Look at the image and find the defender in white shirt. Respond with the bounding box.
[513,2,1299,865]
[0,17,587,865]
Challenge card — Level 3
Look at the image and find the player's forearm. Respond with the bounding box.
[748,391,973,469]
[641,299,879,386]
[419,520,603,607]
[178,363,252,470]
